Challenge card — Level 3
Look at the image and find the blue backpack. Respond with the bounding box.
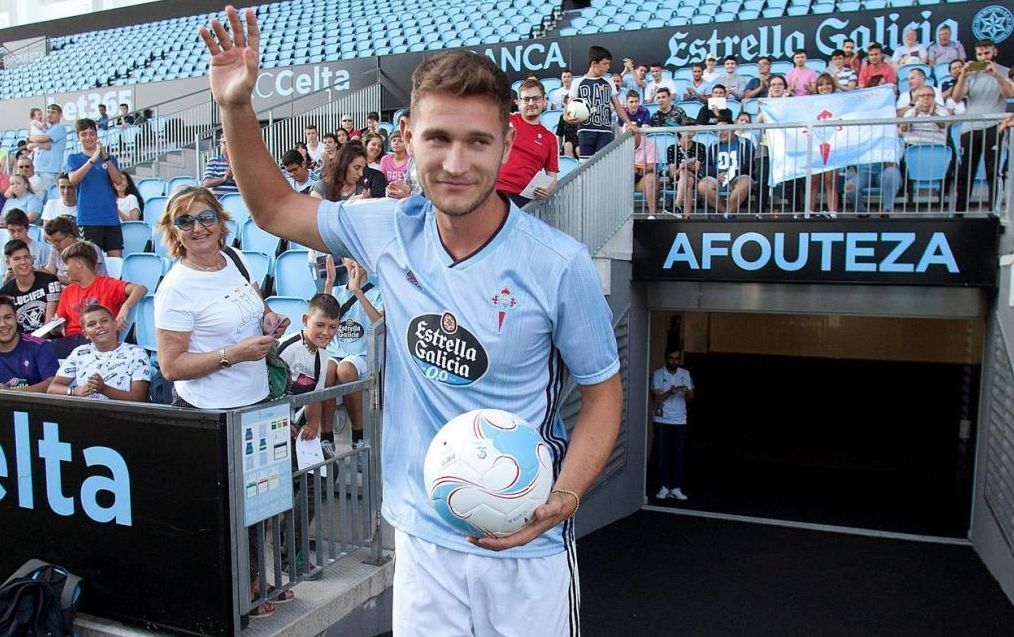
[0,560,82,637]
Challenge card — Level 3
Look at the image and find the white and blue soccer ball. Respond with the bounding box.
[424,409,554,538]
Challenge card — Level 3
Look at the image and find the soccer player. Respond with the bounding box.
[200,8,622,634]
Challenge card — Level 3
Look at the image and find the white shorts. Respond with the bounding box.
[392,529,580,637]
[329,354,367,379]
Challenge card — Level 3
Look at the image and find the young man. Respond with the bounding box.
[203,136,239,196]
[323,257,383,452]
[495,79,559,207]
[683,63,711,103]
[565,45,639,159]
[43,216,108,283]
[649,88,691,128]
[695,84,734,125]
[304,124,325,168]
[623,91,652,129]
[717,56,747,100]
[826,50,859,92]
[645,62,675,104]
[548,68,573,111]
[702,53,721,82]
[651,349,694,501]
[859,43,898,88]
[47,303,151,401]
[0,239,61,333]
[41,173,78,221]
[28,104,67,191]
[97,103,110,130]
[698,115,756,218]
[620,59,647,101]
[841,38,862,72]
[66,118,124,257]
[2,209,52,279]
[0,295,58,392]
[53,241,146,357]
[282,149,317,194]
[786,49,818,96]
[201,9,621,634]
[742,56,775,100]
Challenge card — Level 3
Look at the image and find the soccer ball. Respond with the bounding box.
[424,409,554,538]
[566,98,592,123]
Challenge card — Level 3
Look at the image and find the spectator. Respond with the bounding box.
[941,59,965,101]
[928,25,967,66]
[203,135,238,196]
[649,88,691,128]
[114,173,143,222]
[2,176,43,223]
[717,56,748,100]
[153,186,289,617]
[743,56,775,100]
[623,91,652,128]
[15,157,44,197]
[826,50,859,91]
[47,303,151,401]
[282,149,317,194]
[113,103,134,128]
[323,256,383,452]
[610,72,623,95]
[841,38,862,73]
[304,124,325,168]
[695,84,733,125]
[2,209,51,278]
[698,115,755,218]
[786,49,818,96]
[355,139,388,199]
[565,45,638,159]
[294,141,310,165]
[379,131,411,186]
[41,173,77,221]
[951,40,1014,212]
[362,112,388,146]
[0,168,8,212]
[844,161,902,217]
[322,132,340,165]
[363,133,386,170]
[651,348,694,501]
[312,142,369,202]
[892,28,928,66]
[645,62,675,104]
[755,75,801,213]
[0,239,60,333]
[495,78,559,207]
[96,103,110,130]
[67,118,124,257]
[548,68,574,111]
[896,67,945,115]
[0,295,57,392]
[702,53,721,82]
[666,130,707,217]
[859,42,898,88]
[634,132,659,218]
[900,87,952,145]
[42,216,108,283]
[621,59,648,101]
[808,74,842,217]
[29,104,67,191]
[683,63,711,103]
[340,113,361,141]
[53,241,145,357]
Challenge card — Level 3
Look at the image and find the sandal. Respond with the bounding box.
[248,602,275,618]
[266,586,295,604]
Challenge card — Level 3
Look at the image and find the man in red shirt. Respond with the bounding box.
[53,241,146,357]
[858,42,898,88]
[495,79,559,208]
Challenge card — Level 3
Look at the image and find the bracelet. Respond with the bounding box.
[551,488,580,517]
[66,386,73,395]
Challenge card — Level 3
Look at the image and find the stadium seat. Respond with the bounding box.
[240,218,281,256]
[273,250,316,299]
[121,253,166,295]
[145,196,168,224]
[265,296,309,333]
[677,101,703,119]
[166,175,199,195]
[540,110,563,131]
[905,144,952,203]
[121,221,152,256]
[241,249,272,290]
[558,156,579,176]
[134,296,158,352]
[105,256,123,280]
[220,193,251,229]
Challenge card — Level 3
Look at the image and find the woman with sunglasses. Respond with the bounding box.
[152,186,291,617]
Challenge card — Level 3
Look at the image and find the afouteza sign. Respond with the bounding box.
[633,218,999,287]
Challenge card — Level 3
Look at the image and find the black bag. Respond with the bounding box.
[0,560,82,637]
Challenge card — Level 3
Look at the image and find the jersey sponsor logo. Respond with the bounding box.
[336,318,365,340]
[407,312,489,386]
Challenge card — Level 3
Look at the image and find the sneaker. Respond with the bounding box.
[646,214,656,220]
[352,438,367,450]
[828,210,838,219]
[320,438,336,460]
[668,488,688,501]
[655,486,670,499]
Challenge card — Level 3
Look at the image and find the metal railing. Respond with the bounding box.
[525,131,636,255]
[228,318,387,618]
[636,113,1013,221]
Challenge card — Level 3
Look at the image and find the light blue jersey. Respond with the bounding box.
[327,283,384,360]
[317,195,619,558]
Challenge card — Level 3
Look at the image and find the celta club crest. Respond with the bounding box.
[812,109,843,166]
[491,287,518,332]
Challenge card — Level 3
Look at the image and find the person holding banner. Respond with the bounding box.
[808,75,842,217]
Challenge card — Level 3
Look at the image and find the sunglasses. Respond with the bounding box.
[174,209,219,231]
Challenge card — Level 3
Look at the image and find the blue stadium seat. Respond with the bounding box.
[166,175,199,195]
[105,256,123,280]
[240,218,281,256]
[220,193,251,229]
[121,221,152,256]
[558,156,579,176]
[273,250,316,299]
[136,178,166,202]
[265,296,308,334]
[677,101,703,119]
[241,250,272,290]
[905,144,952,200]
[540,110,563,131]
[134,296,158,352]
[144,196,168,224]
[121,253,166,296]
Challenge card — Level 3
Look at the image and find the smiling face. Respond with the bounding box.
[173,198,223,258]
[302,307,340,349]
[768,77,787,97]
[816,77,835,94]
[6,247,33,279]
[82,307,118,350]
[406,91,514,218]
[724,59,737,75]
[0,303,18,347]
[516,86,546,123]
[78,126,98,152]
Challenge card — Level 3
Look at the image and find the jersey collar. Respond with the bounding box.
[427,195,518,269]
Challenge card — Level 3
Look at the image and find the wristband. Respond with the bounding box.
[551,488,580,517]
[67,387,73,395]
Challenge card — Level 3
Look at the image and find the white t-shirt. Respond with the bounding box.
[116,194,140,219]
[154,251,269,408]
[41,199,77,221]
[652,366,694,425]
[57,341,151,400]
[645,77,677,103]
[306,142,325,166]
[277,331,327,395]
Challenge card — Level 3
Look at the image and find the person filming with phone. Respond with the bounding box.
[651,348,694,502]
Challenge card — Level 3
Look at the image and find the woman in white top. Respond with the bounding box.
[152,185,291,617]
[114,173,142,221]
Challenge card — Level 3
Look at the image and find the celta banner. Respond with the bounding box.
[632,218,999,287]
[759,86,900,185]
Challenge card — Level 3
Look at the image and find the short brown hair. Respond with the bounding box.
[75,118,97,133]
[156,186,232,259]
[411,51,513,131]
[62,241,98,269]
[518,78,546,97]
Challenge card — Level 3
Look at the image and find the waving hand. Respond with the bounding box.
[198,6,260,108]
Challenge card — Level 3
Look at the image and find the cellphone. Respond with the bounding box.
[966,61,987,73]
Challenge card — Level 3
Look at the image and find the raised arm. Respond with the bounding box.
[199,6,326,251]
